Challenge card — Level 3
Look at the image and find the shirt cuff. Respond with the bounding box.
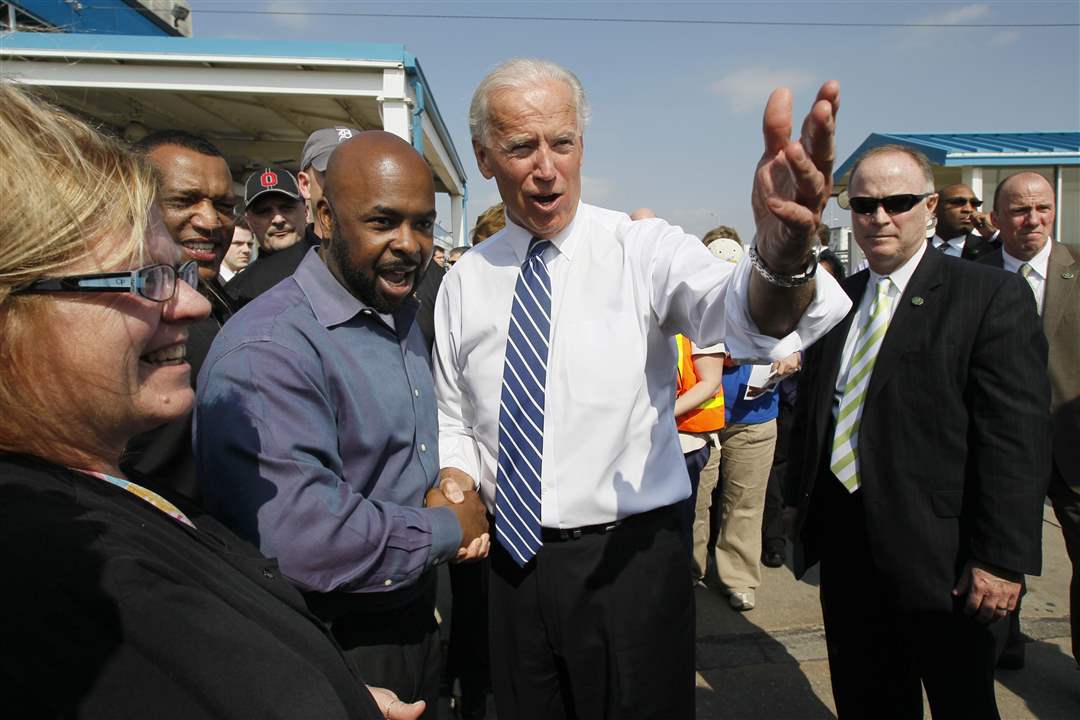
[425,506,462,567]
[723,252,851,363]
[436,427,482,488]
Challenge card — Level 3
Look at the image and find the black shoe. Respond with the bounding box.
[762,550,784,568]
[762,540,785,568]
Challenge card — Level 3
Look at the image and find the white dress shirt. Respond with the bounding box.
[833,241,928,415]
[932,234,965,258]
[434,203,851,528]
[1002,238,1052,316]
[218,264,237,283]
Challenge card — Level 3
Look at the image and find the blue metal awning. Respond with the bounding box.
[835,131,1080,182]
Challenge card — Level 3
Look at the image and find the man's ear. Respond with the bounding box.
[316,198,334,241]
[925,192,939,216]
[297,170,313,200]
[473,139,494,180]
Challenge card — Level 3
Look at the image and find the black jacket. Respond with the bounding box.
[0,454,381,719]
[785,248,1051,612]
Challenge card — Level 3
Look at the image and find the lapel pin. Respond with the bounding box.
[1063,271,1075,280]
[911,296,925,306]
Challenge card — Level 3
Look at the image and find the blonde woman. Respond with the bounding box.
[0,83,421,720]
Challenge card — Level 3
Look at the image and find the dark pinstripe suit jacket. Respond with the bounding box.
[785,244,1052,613]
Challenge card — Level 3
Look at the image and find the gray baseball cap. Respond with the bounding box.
[300,126,362,172]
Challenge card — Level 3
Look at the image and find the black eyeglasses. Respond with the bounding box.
[944,196,983,208]
[13,260,199,302]
[847,193,931,216]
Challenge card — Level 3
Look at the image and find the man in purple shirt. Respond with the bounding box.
[195,132,488,709]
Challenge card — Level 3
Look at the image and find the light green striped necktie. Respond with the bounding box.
[830,277,896,492]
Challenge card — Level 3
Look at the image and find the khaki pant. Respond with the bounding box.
[691,444,722,580]
[713,420,777,591]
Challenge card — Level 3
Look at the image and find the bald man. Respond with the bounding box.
[932,183,1000,261]
[196,131,489,707]
[981,171,1080,667]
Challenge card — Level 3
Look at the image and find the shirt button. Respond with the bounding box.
[414,388,420,398]
[383,579,393,586]
[420,443,428,452]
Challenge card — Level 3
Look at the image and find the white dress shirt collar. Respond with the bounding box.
[932,234,966,256]
[1002,237,1052,280]
[502,202,584,264]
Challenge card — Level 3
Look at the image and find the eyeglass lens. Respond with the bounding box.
[135,262,198,302]
[138,265,171,301]
[849,194,926,215]
[946,197,983,208]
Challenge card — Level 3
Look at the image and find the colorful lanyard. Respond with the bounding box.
[77,469,196,529]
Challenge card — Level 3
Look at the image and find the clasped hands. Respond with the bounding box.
[425,467,490,563]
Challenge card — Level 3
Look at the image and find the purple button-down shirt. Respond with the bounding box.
[195,248,459,602]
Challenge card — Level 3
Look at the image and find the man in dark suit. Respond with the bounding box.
[980,171,1080,667]
[931,183,1000,261]
[784,145,1051,717]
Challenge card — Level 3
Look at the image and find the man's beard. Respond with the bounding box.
[329,229,425,314]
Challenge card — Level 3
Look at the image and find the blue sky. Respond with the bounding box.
[189,0,1080,241]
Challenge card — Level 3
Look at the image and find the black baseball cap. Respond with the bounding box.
[243,166,301,209]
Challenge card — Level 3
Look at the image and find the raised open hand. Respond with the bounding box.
[752,81,840,274]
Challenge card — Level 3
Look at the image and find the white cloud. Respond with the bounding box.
[990,29,1020,47]
[918,3,990,26]
[265,0,312,30]
[711,67,814,114]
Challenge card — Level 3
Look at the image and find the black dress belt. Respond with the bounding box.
[540,520,622,542]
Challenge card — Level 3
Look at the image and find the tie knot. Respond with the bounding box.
[525,238,551,266]
[875,277,892,297]
[1019,262,1033,278]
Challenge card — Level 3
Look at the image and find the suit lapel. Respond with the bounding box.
[1043,243,1077,340]
[866,248,945,405]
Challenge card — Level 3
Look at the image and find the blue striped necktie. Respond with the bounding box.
[495,238,552,566]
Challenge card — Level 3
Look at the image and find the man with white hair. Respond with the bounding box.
[433,58,850,718]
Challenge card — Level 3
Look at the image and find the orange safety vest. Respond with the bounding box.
[675,334,725,433]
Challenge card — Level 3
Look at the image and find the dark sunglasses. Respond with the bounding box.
[944,196,983,208]
[13,260,199,303]
[848,193,931,216]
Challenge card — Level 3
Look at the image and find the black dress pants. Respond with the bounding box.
[1047,464,1079,664]
[328,579,442,715]
[488,503,695,720]
[817,476,1000,720]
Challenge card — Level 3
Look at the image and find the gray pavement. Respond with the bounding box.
[438,502,1078,719]
[694,501,1080,719]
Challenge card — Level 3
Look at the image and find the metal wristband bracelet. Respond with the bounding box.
[748,244,818,288]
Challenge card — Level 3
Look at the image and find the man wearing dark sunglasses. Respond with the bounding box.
[784,145,1050,717]
[932,183,1001,261]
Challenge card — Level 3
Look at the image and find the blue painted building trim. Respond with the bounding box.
[2,30,408,64]
[14,0,180,36]
[404,53,468,184]
[835,131,1080,181]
